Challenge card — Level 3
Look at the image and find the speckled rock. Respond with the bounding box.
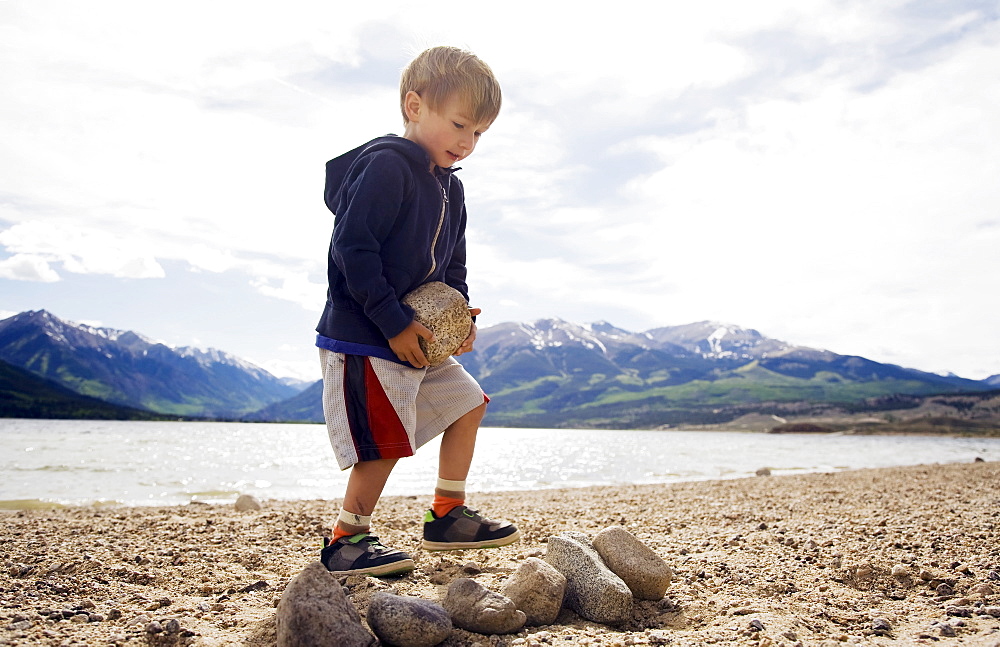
[401,281,472,366]
[366,592,451,647]
[276,562,376,647]
[592,526,673,600]
[544,533,633,625]
[501,557,566,626]
[442,577,525,634]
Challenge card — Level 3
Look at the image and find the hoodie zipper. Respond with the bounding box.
[423,174,449,281]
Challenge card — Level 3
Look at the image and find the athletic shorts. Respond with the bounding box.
[319,348,487,470]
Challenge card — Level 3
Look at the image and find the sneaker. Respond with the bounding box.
[421,505,521,551]
[320,533,415,577]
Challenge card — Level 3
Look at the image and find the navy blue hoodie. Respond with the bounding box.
[315,135,470,362]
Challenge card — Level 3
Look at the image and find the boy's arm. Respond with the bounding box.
[331,154,414,340]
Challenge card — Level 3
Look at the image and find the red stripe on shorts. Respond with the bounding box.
[362,357,413,460]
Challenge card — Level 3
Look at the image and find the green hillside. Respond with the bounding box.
[0,359,167,420]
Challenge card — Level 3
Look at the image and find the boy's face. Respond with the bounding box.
[403,92,492,171]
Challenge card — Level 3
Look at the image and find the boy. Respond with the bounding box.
[315,46,520,576]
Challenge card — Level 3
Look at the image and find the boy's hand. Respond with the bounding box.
[454,307,482,356]
[389,320,434,368]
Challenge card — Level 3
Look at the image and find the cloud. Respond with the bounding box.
[0,254,60,282]
[2,0,999,379]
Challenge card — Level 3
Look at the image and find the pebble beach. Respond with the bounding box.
[2,460,999,647]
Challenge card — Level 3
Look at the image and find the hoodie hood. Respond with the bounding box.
[324,135,458,215]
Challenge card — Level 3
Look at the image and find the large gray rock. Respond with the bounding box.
[593,526,673,600]
[501,557,566,626]
[442,578,526,635]
[544,533,632,625]
[366,592,451,647]
[276,562,375,647]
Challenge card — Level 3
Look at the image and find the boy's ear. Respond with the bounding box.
[403,90,423,122]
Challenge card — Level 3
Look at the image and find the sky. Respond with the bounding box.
[2,1,999,382]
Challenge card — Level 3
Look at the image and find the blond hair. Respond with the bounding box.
[400,46,501,125]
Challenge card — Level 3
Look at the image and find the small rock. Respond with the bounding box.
[983,606,1000,618]
[647,630,671,645]
[366,592,451,647]
[755,467,772,477]
[501,557,567,626]
[970,583,994,596]
[163,618,181,633]
[544,533,632,625]
[71,613,88,623]
[126,614,150,628]
[443,578,525,635]
[592,526,673,600]
[146,620,163,634]
[749,618,765,632]
[946,606,972,617]
[235,494,262,512]
[891,564,910,579]
[936,583,954,597]
[872,617,891,635]
[938,622,957,637]
[276,561,376,647]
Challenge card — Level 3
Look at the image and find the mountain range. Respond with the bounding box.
[250,318,998,429]
[0,310,298,418]
[2,310,997,429]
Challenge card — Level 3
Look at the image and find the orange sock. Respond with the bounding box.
[432,494,464,518]
[332,526,356,542]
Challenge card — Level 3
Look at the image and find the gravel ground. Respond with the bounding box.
[2,460,999,646]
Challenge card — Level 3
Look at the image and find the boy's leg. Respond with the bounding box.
[432,402,485,517]
[322,458,416,576]
[334,457,398,539]
[438,401,485,478]
[423,401,520,550]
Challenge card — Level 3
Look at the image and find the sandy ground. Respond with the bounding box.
[2,460,999,647]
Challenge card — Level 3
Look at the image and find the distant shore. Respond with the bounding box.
[2,461,999,646]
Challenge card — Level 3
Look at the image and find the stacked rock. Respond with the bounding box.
[442,578,526,634]
[502,557,567,626]
[593,526,673,600]
[276,562,376,647]
[366,592,452,647]
[543,526,673,625]
[276,525,674,646]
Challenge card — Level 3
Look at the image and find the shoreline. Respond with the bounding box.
[2,461,999,646]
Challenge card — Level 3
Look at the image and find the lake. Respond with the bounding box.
[2,418,998,508]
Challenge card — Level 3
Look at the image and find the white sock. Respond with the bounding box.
[337,508,371,529]
[436,478,466,492]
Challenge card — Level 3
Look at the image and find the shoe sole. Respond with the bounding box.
[421,528,521,551]
[326,557,416,577]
